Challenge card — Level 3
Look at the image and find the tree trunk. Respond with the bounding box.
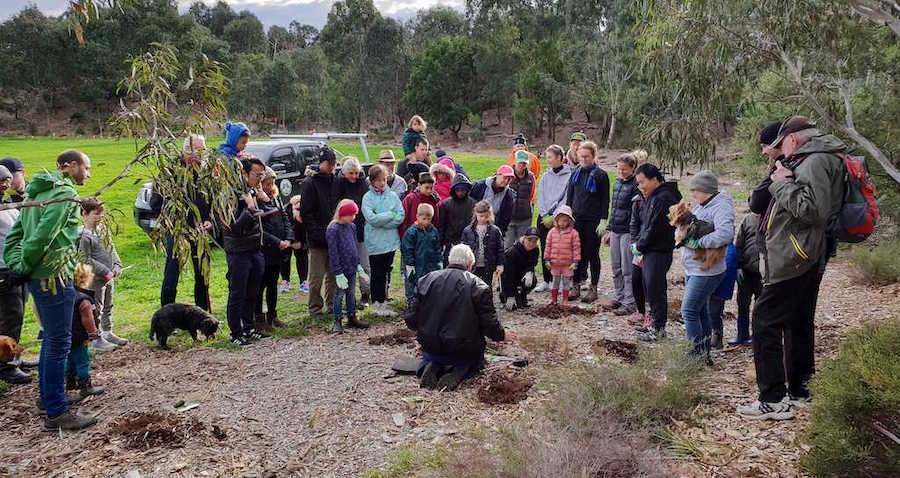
[606,113,616,149]
[849,0,900,37]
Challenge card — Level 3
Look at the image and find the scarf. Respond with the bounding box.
[570,164,599,193]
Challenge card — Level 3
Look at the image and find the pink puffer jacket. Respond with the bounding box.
[544,226,581,268]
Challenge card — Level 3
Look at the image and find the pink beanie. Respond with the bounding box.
[338,201,359,218]
[439,157,455,169]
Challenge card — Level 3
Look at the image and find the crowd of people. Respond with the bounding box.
[0,113,850,431]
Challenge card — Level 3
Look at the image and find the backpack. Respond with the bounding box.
[832,153,878,243]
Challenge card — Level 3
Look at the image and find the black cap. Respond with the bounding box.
[513,133,527,146]
[435,149,447,158]
[759,121,782,146]
[318,147,336,164]
[523,227,539,239]
[770,116,816,148]
[0,157,23,173]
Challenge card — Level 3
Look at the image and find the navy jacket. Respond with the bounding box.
[470,178,517,234]
[461,222,505,272]
[608,175,639,234]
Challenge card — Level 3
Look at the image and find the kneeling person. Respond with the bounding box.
[405,244,516,391]
[500,227,540,311]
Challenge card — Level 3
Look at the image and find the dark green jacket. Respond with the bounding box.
[2,171,81,279]
[762,134,844,285]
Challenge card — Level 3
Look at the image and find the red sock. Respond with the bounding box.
[550,289,558,304]
[562,289,569,307]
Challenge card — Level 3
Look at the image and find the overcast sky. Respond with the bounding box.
[2,1,465,29]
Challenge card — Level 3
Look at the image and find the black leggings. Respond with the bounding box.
[574,220,601,286]
[257,256,281,317]
[280,248,309,283]
[369,251,395,303]
[632,264,645,315]
[537,215,552,283]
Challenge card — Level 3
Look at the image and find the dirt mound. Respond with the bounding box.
[368,328,416,346]
[112,412,209,450]
[533,303,596,319]
[477,372,534,405]
[592,338,639,363]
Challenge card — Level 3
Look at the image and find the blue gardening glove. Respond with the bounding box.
[438,262,443,270]
[357,265,369,283]
[737,269,744,287]
[542,215,554,228]
[335,273,348,290]
[684,238,700,249]
[630,243,640,256]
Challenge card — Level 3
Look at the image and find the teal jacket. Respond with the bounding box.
[362,186,404,256]
[401,224,441,283]
[2,171,81,279]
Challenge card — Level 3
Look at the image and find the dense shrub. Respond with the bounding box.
[849,239,900,285]
[799,319,900,478]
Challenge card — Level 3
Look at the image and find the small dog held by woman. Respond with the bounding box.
[149,303,219,349]
[668,201,727,271]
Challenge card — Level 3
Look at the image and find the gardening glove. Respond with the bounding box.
[544,261,552,271]
[438,262,443,270]
[630,243,640,256]
[737,270,745,287]
[524,271,534,286]
[335,273,348,290]
[356,265,369,283]
[405,265,415,277]
[595,221,606,239]
[496,266,504,275]
[684,238,700,249]
[542,215,554,228]
[569,262,578,271]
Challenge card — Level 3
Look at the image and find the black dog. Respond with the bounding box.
[149,303,219,349]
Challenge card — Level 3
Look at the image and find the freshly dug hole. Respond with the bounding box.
[368,328,416,346]
[533,303,595,319]
[112,412,207,450]
[592,338,639,363]
[477,372,534,405]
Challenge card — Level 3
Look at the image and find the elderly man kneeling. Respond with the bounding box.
[405,244,516,390]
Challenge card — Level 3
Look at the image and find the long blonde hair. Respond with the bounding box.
[74,263,94,289]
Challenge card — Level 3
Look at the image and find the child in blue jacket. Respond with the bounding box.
[709,243,738,349]
[326,199,370,334]
[401,203,441,304]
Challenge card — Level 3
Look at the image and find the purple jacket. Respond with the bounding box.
[326,222,360,276]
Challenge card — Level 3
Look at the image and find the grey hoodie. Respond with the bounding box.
[536,163,572,217]
[0,208,19,269]
[680,191,735,276]
[78,226,122,288]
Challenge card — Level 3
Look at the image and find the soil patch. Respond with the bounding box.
[533,303,596,319]
[592,338,639,363]
[477,372,534,405]
[112,412,208,450]
[368,328,417,346]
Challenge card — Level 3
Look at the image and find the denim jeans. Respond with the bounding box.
[65,344,91,380]
[682,273,725,357]
[333,271,357,319]
[29,278,76,418]
[403,265,416,304]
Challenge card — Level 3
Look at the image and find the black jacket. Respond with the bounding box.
[461,222,505,271]
[470,178,517,234]
[566,164,610,224]
[629,193,644,243]
[509,171,535,221]
[72,287,97,345]
[334,176,368,243]
[749,177,773,216]
[502,241,539,282]
[299,172,337,249]
[608,175,639,234]
[222,190,263,254]
[260,196,294,259]
[437,175,475,247]
[636,181,682,254]
[405,265,505,360]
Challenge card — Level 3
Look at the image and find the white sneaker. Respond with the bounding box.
[379,302,397,317]
[736,400,794,420]
[782,394,812,409]
[102,331,128,346]
[534,281,549,293]
[91,337,118,353]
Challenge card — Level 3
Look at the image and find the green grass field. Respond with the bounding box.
[0,136,619,353]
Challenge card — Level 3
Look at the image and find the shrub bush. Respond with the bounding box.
[799,319,900,478]
[849,239,900,285]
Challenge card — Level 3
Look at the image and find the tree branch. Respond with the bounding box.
[0,196,85,211]
[849,0,900,38]
[873,420,900,446]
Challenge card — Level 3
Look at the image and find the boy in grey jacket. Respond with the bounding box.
[78,198,126,351]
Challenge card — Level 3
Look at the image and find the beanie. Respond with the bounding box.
[759,121,782,146]
[513,133,527,146]
[689,171,719,194]
[338,201,359,218]
[435,149,448,159]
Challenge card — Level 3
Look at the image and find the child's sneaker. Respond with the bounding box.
[279,280,291,293]
[534,281,549,293]
[298,281,310,294]
[737,400,794,420]
[102,331,128,346]
[91,336,117,353]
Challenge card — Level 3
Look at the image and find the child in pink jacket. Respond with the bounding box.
[430,158,456,201]
[543,206,581,307]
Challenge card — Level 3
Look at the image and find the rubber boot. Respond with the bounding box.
[550,289,558,305]
[78,377,105,398]
[562,290,570,308]
[711,326,724,350]
[332,317,344,334]
[346,315,370,329]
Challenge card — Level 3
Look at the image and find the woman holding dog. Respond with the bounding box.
[678,171,735,363]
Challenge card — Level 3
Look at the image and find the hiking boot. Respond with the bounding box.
[230,335,251,347]
[436,365,470,391]
[332,317,344,334]
[346,316,369,329]
[36,394,84,414]
[600,299,621,311]
[534,281,549,293]
[614,305,636,317]
[18,358,39,370]
[91,336,117,353]
[636,327,666,342]
[419,362,439,390]
[0,363,32,384]
[569,283,580,300]
[66,374,78,391]
[736,400,794,421]
[710,327,724,350]
[267,311,285,328]
[581,288,598,303]
[102,331,129,346]
[279,280,291,293]
[77,377,104,398]
[43,411,97,432]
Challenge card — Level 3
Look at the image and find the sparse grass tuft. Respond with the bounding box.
[849,239,900,285]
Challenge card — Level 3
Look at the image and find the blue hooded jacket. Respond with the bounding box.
[219,122,250,158]
[713,243,739,300]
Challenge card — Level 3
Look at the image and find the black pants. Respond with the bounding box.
[256,253,282,318]
[537,215,552,283]
[225,250,264,339]
[499,269,536,305]
[642,251,672,330]
[474,266,494,288]
[737,269,762,323]
[752,262,822,402]
[161,236,211,311]
[632,264,645,315]
[574,220,601,285]
[369,251,395,303]
[0,284,25,343]
[280,247,309,284]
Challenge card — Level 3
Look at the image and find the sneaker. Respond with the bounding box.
[230,335,251,346]
[636,327,666,342]
[783,394,812,409]
[534,281,550,293]
[91,337,118,353]
[247,329,268,341]
[101,331,128,346]
[504,302,517,312]
[419,362,439,390]
[727,337,753,346]
[43,411,97,432]
[614,305,636,316]
[298,281,310,294]
[279,280,291,293]
[737,400,794,420]
[626,312,645,326]
[379,302,398,318]
[77,377,104,398]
